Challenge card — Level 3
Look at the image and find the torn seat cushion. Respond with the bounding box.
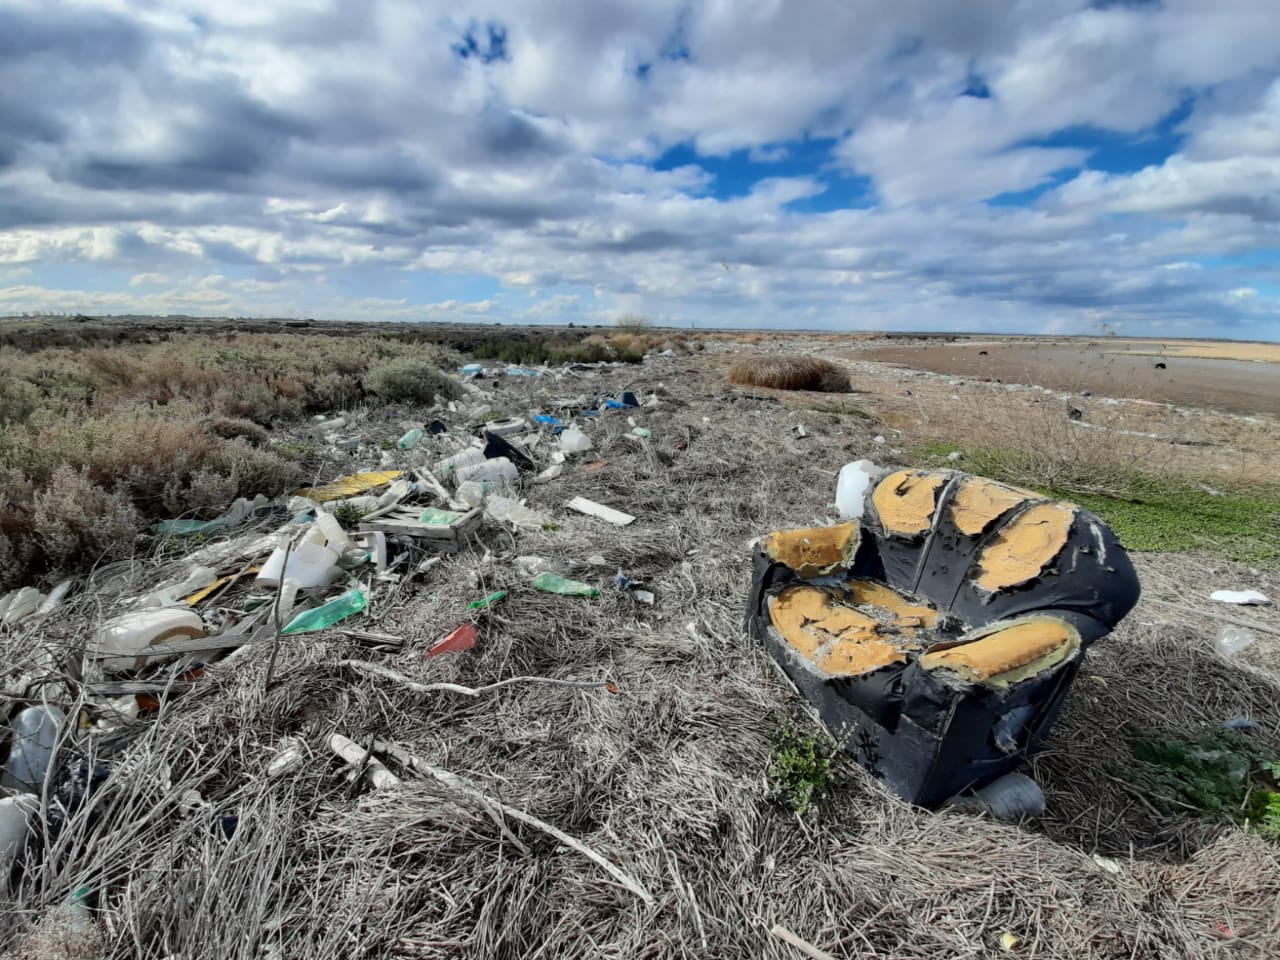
[748,469,1140,807]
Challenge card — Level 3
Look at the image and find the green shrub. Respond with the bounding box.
[768,719,842,815]
[1123,728,1280,839]
[366,358,459,405]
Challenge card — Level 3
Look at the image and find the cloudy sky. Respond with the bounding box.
[2,1,1279,338]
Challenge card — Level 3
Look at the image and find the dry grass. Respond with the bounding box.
[2,351,1277,958]
[727,355,852,393]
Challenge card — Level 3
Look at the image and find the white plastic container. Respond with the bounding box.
[1,705,64,793]
[835,460,878,520]
[256,539,342,589]
[0,794,38,873]
[96,608,206,674]
[485,417,527,437]
[454,457,518,487]
[435,446,487,477]
[559,427,593,454]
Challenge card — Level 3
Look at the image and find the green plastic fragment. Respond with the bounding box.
[532,572,600,597]
[468,590,507,611]
[281,586,368,635]
[420,507,464,525]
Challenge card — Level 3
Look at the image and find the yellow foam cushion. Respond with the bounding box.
[921,617,1076,687]
[765,522,859,578]
[973,502,1075,592]
[872,470,946,537]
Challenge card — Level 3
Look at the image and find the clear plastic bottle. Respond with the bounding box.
[280,585,368,635]
[397,428,424,449]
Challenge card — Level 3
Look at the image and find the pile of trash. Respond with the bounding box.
[0,361,668,930]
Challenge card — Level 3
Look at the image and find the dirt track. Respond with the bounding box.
[855,341,1280,417]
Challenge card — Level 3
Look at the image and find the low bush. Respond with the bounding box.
[366,358,459,405]
[767,719,842,815]
[727,355,852,392]
[0,330,460,588]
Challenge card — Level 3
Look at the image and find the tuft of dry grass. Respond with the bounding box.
[727,355,852,393]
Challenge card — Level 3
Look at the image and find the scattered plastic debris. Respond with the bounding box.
[835,460,877,521]
[1209,589,1270,605]
[559,427,594,454]
[468,591,507,611]
[1,706,64,793]
[96,608,206,673]
[295,470,403,502]
[429,623,479,657]
[532,572,600,597]
[281,585,368,635]
[566,496,635,526]
[1215,625,1256,656]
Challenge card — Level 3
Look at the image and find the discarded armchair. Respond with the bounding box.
[747,468,1141,809]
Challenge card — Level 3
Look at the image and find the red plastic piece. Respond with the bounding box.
[428,622,478,657]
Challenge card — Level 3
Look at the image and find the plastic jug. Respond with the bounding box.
[1,705,65,793]
[257,538,342,589]
[97,608,206,674]
[835,460,878,520]
[454,457,518,487]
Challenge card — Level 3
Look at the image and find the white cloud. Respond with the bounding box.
[0,0,1277,339]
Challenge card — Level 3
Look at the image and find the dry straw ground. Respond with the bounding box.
[2,331,1278,959]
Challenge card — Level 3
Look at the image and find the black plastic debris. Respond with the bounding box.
[482,430,535,471]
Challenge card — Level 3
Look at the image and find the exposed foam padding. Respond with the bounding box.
[846,579,939,629]
[921,616,1079,688]
[948,477,1035,537]
[768,585,908,677]
[872,470,947,537]
[764,522,859,578]
[973,502,1075,593]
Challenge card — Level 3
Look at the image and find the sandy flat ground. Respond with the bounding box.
[855,340,1280,417]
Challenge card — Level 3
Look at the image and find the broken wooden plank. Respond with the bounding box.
[359,507,481,553]
[566,496,635,526]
